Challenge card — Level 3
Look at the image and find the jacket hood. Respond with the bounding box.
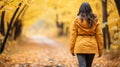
[74,16,98,33]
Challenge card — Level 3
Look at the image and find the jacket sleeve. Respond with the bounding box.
[69,19,78,54]
[95,21,104,56]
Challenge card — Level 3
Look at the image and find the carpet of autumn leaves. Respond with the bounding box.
[0,37,120,67]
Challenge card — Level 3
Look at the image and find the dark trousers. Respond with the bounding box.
[77,54,95,67]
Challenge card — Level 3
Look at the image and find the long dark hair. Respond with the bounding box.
[77,2,97,27]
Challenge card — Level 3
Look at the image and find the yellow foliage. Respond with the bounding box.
[22,0,119,25]
[0,0,120,36]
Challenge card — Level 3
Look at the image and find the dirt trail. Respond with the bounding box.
[0,36,78,67]
[0,36,109,67]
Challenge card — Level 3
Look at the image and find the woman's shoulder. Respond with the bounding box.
[74,16,80,20]
[71,16,80,26]
[73,16,81,22]
[94,18,102,27]
[72,16,81,25]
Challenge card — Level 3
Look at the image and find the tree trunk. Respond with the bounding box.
[11,4,28,40]
[102,0,107,23]
[102,0,111,50]
[56,14,64,36]
[65,27,69,36]
[0,2,22,53]
[0,11,5,36]
[102,28,107,49]
[106,25,111,49]
[115,0,120,16]
[14,20,23,40]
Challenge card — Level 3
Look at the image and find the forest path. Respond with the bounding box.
[0,36,108,67]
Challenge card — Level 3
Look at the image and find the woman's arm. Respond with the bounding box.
[69,19,78,56]
[95,21,104,57]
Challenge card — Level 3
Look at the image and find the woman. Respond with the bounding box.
[70,2,103,67]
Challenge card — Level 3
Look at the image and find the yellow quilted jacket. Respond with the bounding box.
[69,16,103,56]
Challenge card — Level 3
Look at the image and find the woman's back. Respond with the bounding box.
[71,16,99,54]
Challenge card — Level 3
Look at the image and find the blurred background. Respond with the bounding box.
[0,0,120,67]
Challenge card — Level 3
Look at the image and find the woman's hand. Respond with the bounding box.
[71,51,75,56]
[98,54,102,57]
[98,50,103,57]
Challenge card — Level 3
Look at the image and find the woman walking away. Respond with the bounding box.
[69,2,103,67]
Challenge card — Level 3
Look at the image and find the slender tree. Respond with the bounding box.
[115,0,120,16]
[0,11,5,36]
[56,14,64,36]
[0,2,22,53]
[13,20,23,40]
[11,4,28,40]
[102,0,111,50]
[65,26,69,36]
